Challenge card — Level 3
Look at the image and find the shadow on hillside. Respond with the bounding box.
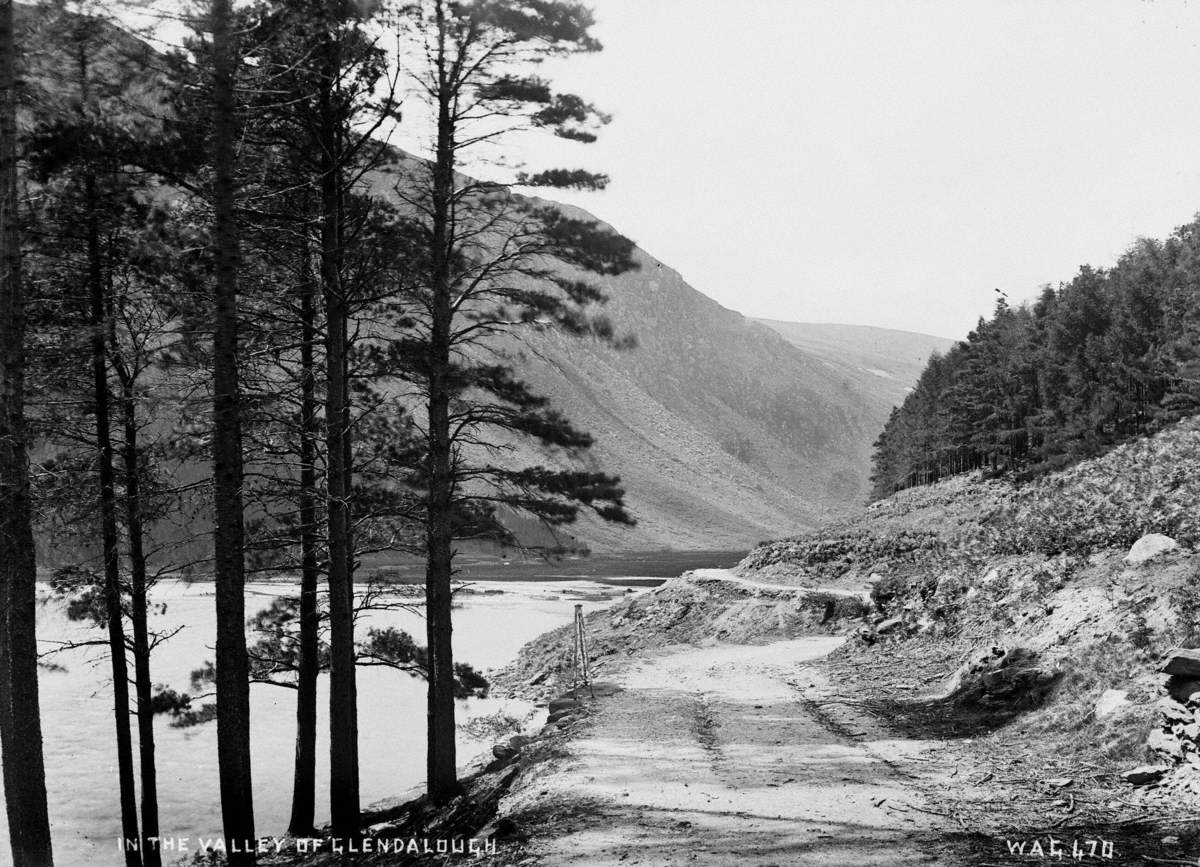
[860,648,1063,739]
[858,693,1040,739]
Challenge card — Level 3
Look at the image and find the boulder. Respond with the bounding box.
[1167,675,1200,703]
[1095,689,1130,719]
[1158,696,1193,724]
[948,647,1060,710]
[876,617,904,636]
[1162,649,1200,679]
[1148,727,1184,761]
[491,742,518,761]
[1124,533,1179,566]
[492,733,533,761]
[1122,765,1169,785]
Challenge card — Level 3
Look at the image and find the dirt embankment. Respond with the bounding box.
[493,570,870,701]
[478,545,1200,865]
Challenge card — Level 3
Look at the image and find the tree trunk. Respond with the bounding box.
[425,9,459,803]
[0,3,54,863]
[210,1,255,862]
[318,29,359,837]
[119,379,161,867]
[87,167,142,867]
[287,243,319,837]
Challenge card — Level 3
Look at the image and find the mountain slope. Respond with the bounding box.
[755,320,954,403]
[476,202,954,552]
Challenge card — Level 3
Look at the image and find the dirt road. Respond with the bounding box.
[500,637,956,865]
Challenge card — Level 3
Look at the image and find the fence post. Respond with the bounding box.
[573,603,594,698]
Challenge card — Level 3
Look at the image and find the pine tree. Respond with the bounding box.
[0,1,54,863]
[391,0,637,802]
[209,0,255,861]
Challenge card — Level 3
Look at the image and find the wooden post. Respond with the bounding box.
[573,604,594,698]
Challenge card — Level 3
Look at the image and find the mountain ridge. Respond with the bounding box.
[453,192,957,552]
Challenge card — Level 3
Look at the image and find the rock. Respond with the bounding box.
[1122,765,1169,785]
[477,817,518,840]
[492,742,518,761]
[1167,675,1200,703]
[1095,689,1130,719]
[876,617,904,636]
[1148,727,1184,761]
[548,697,583,715]
[1158,696,1193,724]
[1124,533,1179,565]
[1162,836,1181,846]
[491,733,533,762]
[1162,649,1200,679]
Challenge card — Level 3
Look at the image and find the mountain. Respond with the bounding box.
[753,320,955,405]
[479,201,956,553]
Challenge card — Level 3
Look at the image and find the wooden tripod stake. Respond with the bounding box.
[573,603,594,698]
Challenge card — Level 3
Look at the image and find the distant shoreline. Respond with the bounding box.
[368,549,749,585]
[37,549,750,588]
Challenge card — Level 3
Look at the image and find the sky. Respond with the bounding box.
[135,0,1200,341]
[465,0,1200,341]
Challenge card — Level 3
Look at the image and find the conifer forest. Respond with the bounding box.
[0,2,635,864]
[871,220,1200,498]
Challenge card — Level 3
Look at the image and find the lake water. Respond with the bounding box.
[0,577,640,866]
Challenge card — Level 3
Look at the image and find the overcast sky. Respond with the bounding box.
[487,0,1200,341]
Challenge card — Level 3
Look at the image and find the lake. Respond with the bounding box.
[0,569,679,867]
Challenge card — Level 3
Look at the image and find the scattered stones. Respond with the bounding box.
[1124,533,1179,566]
[1148,727,1185,761]
[1094,689,1130,718]
[1122,765,1169,786]
[1142,661,1200,785]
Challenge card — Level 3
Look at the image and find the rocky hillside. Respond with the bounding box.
[740,414,1200,577]
[729,416,1200,817]
[505,416,1200,825]
[445,223,958,551]
[755,320,953,417]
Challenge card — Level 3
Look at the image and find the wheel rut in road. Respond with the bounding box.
[502,638,951,866]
